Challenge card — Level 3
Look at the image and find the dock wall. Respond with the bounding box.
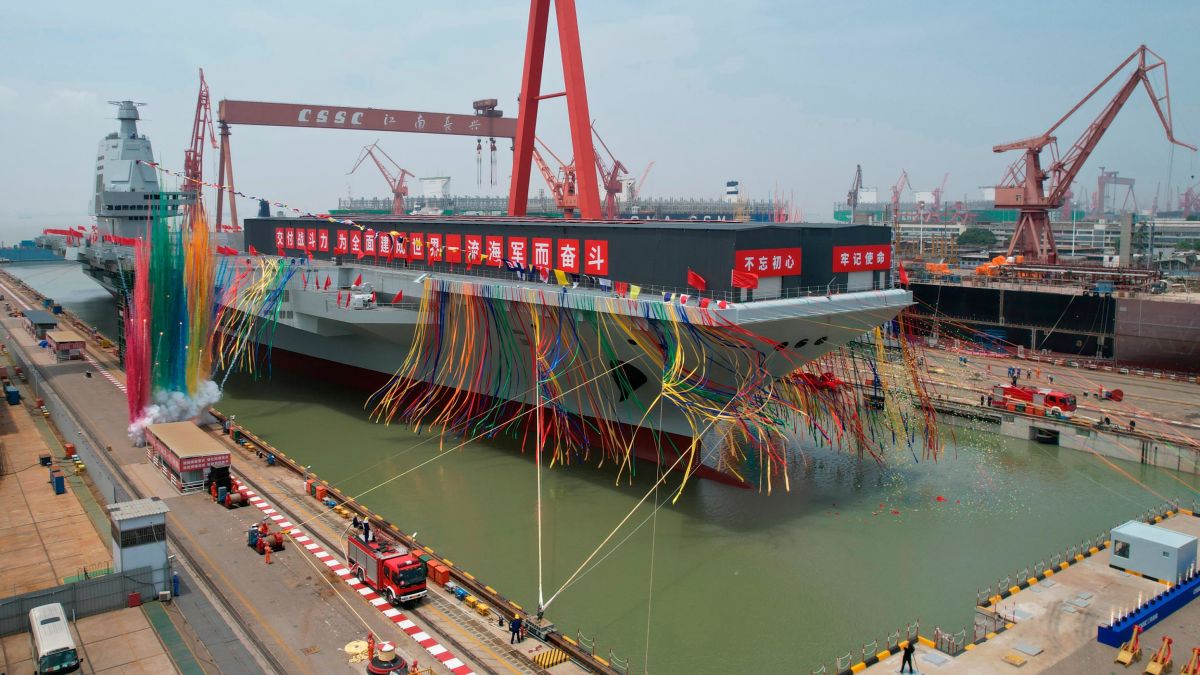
[926,398,1200,476]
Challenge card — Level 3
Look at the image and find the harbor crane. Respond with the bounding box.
[1181,180,1200,219]
[846,164,863,216]
[993,45,1195,263]
[591,125,628,219]
[184,69,218,223]
[531,138,578,216]
[932,172,949,213]
[629,161,655,203]
[348,142,415,216]
[890,169,911,222]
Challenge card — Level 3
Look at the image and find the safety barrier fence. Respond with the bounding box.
[0,567,159,636]
[976,500,1191,611]
[213,410,622,675]
[812,620,922,675]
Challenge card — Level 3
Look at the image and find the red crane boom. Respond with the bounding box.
[183,68,217,198]
[993,45,1195,262]
[349,142,415,216]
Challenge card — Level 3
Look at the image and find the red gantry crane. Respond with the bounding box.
[348,142,415,216]
[183,68,218,201]
[993,45,1195,263]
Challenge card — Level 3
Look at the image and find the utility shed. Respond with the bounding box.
[45,330,86,361]
[1109,520,1198,583]
[145,422,231,494]
[22,309,58,338]
[107,497,170,591]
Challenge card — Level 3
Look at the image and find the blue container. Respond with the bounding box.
[172,572,180,597]
[217,486,228,504]
[52,305,63,315]
[266,453,276,466]
[247,526,259,547]
[5,386,20,405]
[42,298,52,308]
[452,586,469,601]
[51,472,66,495]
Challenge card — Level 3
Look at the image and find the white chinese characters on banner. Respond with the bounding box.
[734,248,802,278]
[832,245,890,272]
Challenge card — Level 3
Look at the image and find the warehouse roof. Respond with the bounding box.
[46,330,85,344]
[23,310,58,325]
[146,421,230,459]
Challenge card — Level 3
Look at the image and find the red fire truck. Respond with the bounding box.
[990,384,1077,418]
[347,532,428,605]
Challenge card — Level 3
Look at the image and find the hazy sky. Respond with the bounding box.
[1,0,1198,235]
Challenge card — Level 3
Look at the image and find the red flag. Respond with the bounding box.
[391,290,403,304]
[614,281,629,296]
[336,290,343,305]
[302,273,308,289]
[248,245,259,256]
[687,269,707,291]
[898,262,910,287]
[353,273,363,287]
[370,291,377,304]
[323,276,331,290]
[731,270,759,289]
[345,291,353,307]
[306,249,314,261]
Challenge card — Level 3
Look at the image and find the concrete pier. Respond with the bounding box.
[852,510,1200,674]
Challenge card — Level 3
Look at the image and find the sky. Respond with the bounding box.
[1,0,1199,235]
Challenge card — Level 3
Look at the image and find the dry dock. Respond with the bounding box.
[0,270,609,674]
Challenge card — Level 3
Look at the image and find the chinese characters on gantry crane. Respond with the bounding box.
[993,45,1195,264]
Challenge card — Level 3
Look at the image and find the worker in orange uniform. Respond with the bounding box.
[258,520,270,537]
[264,545,272,565]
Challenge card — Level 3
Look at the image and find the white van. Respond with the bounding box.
[28,603,81,673]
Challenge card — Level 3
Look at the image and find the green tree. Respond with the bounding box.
[957,227,996,248]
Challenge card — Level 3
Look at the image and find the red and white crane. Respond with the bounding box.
[993,45,1195,263]
[348,142,415,216]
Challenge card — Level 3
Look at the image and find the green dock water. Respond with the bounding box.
[15,262,1200,674]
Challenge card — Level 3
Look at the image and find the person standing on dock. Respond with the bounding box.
[901,640,916,673]
[509,616,522,644]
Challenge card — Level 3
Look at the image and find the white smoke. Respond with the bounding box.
[128,380,223,443]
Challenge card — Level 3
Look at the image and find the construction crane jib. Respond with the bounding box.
[993,45,1196,263]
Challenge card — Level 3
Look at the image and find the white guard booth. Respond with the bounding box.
[107,497,171,592]
[1109,520,1198,583]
